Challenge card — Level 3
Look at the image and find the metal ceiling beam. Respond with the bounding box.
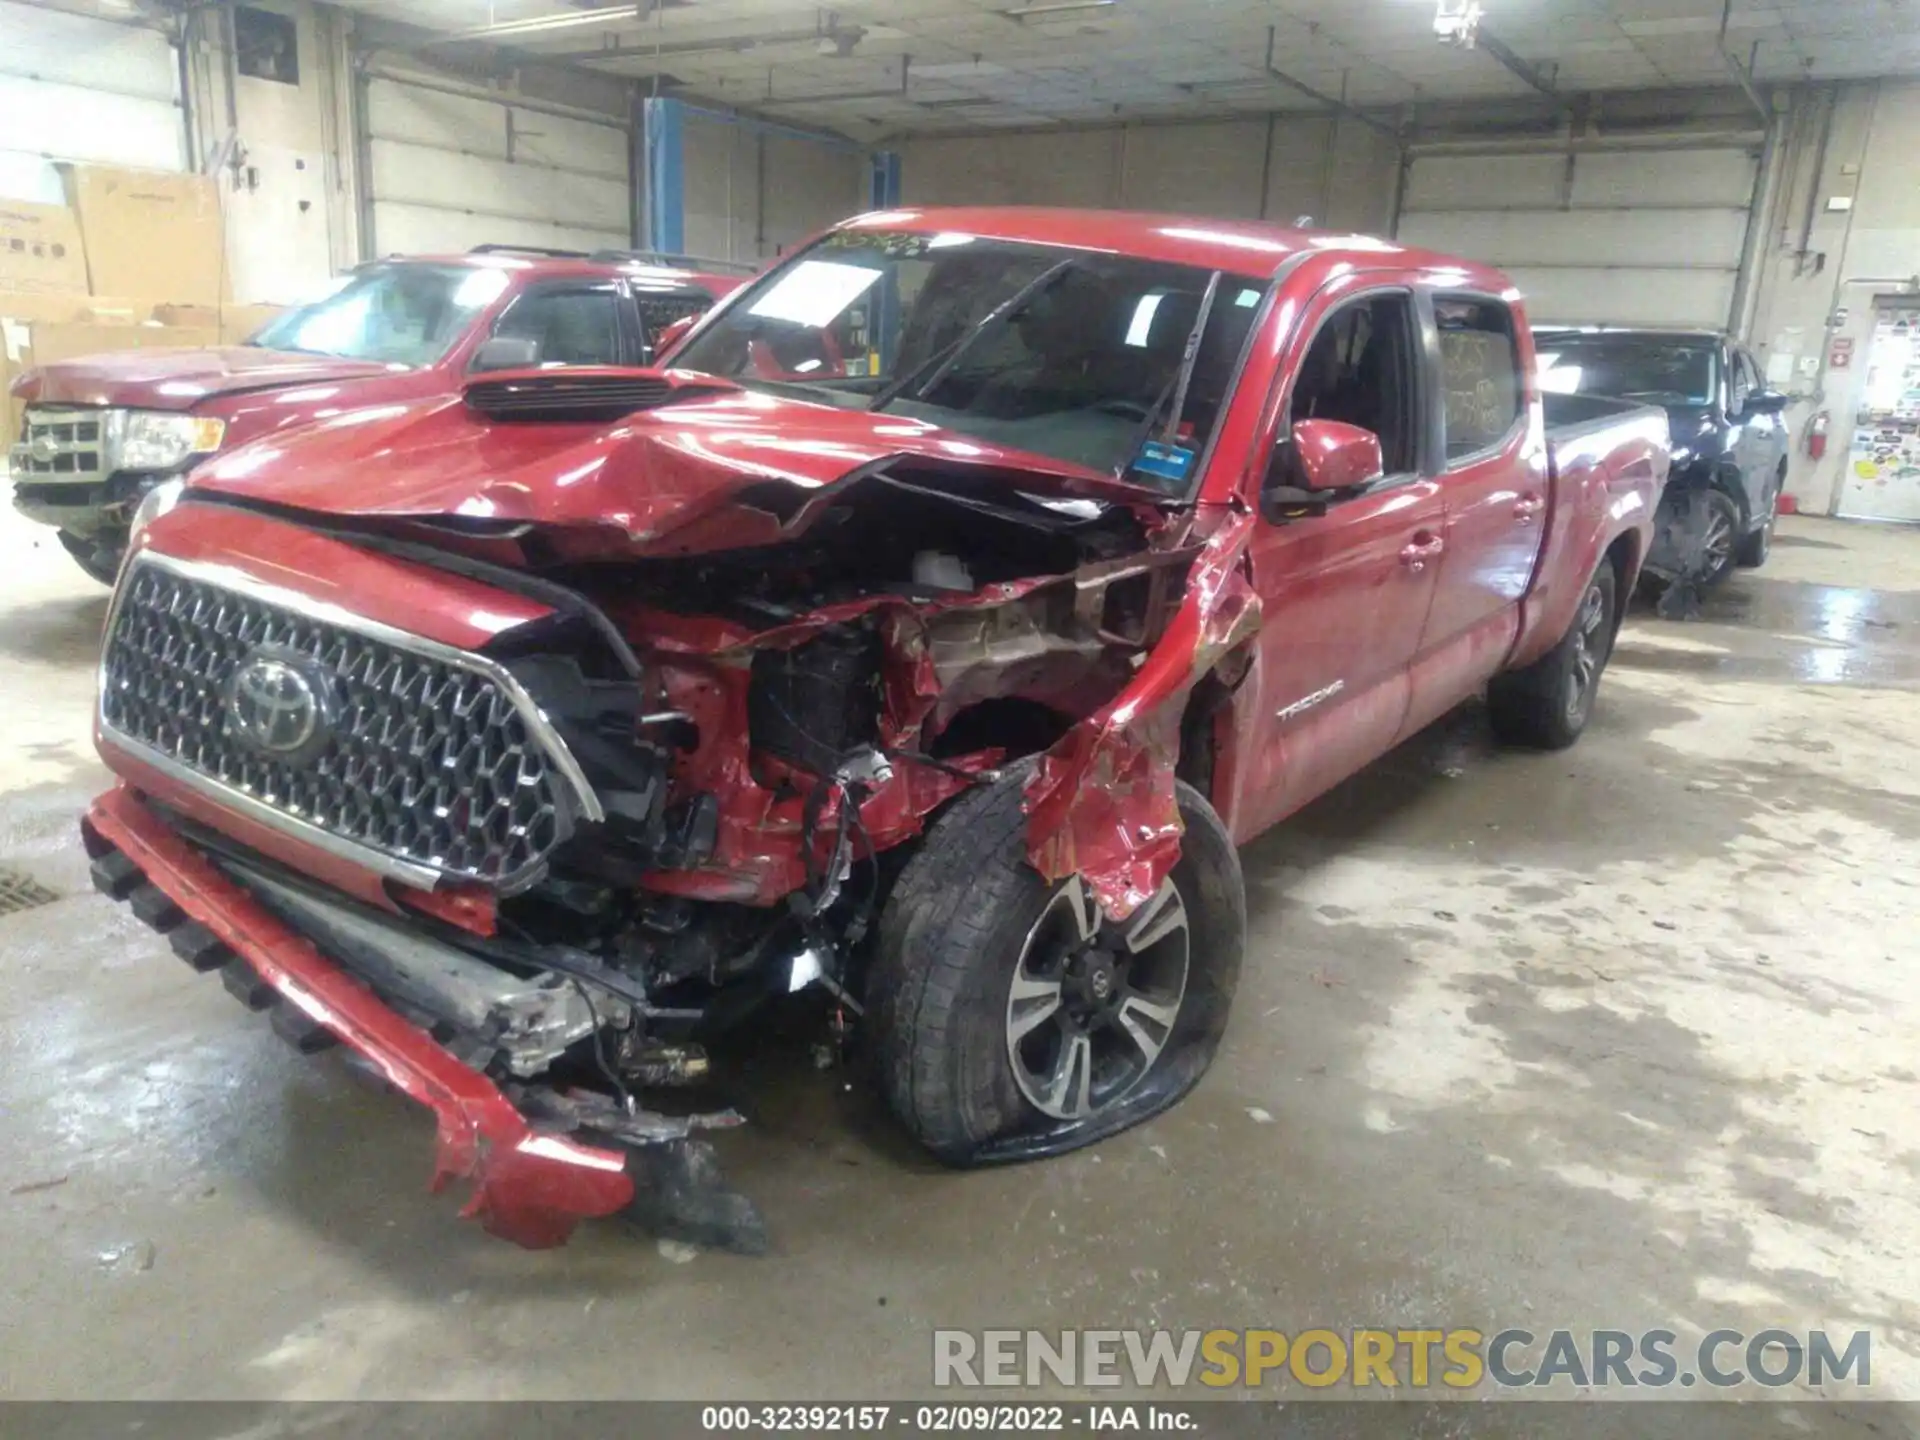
[1264,27,1398,139]
[1716,1,1771,123]
[539,29,824,67]
[1472,26,1563,103]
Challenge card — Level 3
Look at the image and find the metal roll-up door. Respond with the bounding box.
[1397,143,1761,330]
[0,0,184,191]
[363,72,630,257]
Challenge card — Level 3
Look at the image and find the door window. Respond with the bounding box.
[1731,349,1761,414]
[488,285,626,367]
[1434,295,1523,463]
[1289,293,1421,476]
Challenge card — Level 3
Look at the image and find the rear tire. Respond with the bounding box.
[1489,562,1618,751]
[867,768,1243,1166]
[56,529,123,586]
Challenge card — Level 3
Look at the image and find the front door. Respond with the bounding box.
[1728,346,1786,521]
[1404,290,1544,738]
[1230,286,1445,843]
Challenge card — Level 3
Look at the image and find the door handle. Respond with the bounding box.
[1514,495,1545,523]
[1400,532,1445,573]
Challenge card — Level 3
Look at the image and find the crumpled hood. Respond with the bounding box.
[22,347,400,410]
[187,374,1151,553]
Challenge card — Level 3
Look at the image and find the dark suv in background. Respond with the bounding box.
[1536,329,1790,592]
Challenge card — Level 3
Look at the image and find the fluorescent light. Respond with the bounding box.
[448,5,643,42]
[1003,0,1117,18]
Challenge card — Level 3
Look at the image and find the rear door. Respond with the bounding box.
[1403,290,1545,739]
[1230,281,1446,842]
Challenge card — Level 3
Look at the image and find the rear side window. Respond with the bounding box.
[491,285,626,367]
[1434,295,1523,462]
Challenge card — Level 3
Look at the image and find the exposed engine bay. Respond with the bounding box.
[422,465,1195,1048]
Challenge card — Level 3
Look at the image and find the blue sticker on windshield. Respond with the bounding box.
[1134,441,1195,484]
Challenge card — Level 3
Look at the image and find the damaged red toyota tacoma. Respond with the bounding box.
[80,208,1667,1251]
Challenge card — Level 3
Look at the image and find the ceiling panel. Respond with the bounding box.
[325,0,1920,135]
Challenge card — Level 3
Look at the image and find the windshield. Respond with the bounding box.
[1535,336,1718,407]
[671,231,1268,493]
[250,262,511,366]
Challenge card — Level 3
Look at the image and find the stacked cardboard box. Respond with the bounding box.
[2,163,287,441]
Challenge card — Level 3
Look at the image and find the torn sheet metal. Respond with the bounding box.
[1023,507,1262,919]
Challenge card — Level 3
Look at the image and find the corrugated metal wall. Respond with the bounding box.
[898,116,1401,235]
[1397,145,1761,328]
[0,1,183,201]
[682,109,864,264]
[362,71,630,257]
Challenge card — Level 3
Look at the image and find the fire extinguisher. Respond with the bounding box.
[1806,410,1830,461]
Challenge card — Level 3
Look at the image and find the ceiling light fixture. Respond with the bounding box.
[1433,0,1484,48]
[1002,0,1117,20]
[447,4,647,42]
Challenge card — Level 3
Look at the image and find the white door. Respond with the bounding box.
[1397,145,1759,329]
[0,1,184,200]
[364,72,631,257]
[1837,304,1920,523]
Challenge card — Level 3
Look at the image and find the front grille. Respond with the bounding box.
[12,406,104,479]
[100,559,579,887]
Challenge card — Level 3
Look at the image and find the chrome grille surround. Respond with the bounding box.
[11,406,106,481]
[97,551,603,891]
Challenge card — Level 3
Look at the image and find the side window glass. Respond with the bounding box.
[490,287,624,367]
[1729,350,1753,413]
[1434,295,1523,463]
[1288,292,1419,475]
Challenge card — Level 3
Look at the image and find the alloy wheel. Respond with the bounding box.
[1564,580,1611,727]
[1006,875,1191,1121]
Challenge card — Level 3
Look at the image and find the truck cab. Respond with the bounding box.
[9,245,748,582]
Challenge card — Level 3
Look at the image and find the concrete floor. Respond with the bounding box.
[0,507,1916,1405]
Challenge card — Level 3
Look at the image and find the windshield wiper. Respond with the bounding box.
[870,257,1079,413]
[1111,269,1222,483]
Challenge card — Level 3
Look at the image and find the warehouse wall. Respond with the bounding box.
[1747,79,1920,514]
[900,115,1399,233]
[683,109,865,264]
[185,0,354,303]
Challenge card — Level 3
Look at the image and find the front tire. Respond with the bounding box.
[1488,562,1618,751]
[1695,488,1742,587]
[1736,471,1783,569]
[867,769,1243,1165]
[56,529,123,586]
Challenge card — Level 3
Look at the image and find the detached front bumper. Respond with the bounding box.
[82,785,637,1248]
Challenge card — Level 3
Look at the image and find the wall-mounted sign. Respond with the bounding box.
[1831,337,1856,369]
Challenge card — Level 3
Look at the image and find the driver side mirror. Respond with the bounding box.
[470,335,541,373]
[1262,418,1385,523]
[1746,390,1790,416]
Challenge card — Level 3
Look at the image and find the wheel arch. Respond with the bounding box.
[1601,529,1641,634]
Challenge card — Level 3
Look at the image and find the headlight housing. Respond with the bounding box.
[108,411,226,472]
[128,477,186,545]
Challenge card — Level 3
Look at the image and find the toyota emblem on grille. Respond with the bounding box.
[225,647,335,763]
[27,432,60,463]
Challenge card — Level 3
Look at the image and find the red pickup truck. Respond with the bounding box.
[9,246,747,582]
[80,209,1665,1251]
